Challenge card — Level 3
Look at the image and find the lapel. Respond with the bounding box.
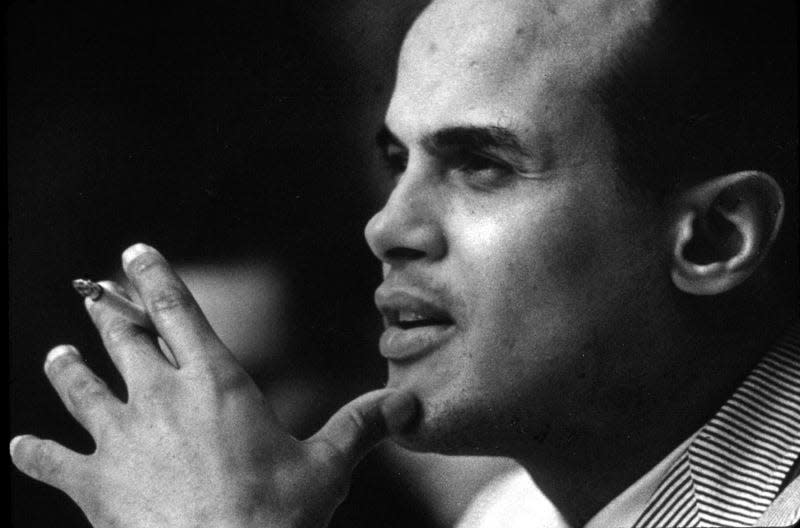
[634,322,800,527]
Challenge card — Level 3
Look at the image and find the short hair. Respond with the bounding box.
[593,0,798,308]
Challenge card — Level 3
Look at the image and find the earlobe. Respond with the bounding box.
[670,171,784,296]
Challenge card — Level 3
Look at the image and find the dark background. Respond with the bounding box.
[9,2,435,526]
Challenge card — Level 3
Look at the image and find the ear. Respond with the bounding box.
[670,171,784,296]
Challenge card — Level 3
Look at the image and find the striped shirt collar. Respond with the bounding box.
[633,321,800,527]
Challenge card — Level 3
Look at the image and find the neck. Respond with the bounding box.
[516,406,702,526]
[515,318,787,527]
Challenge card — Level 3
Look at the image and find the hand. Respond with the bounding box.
[10,243,417,528]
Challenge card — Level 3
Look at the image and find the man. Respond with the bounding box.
[10,0,798,526]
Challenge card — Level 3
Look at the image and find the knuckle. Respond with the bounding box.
[136,378,174,406]
[66,375,108,409]
[29,441,65,481]
[345,408,368,433]
[147,285,195,315]
[313,439,348,468]
[214,367,251,393]
[101,318,142,346]
[185,361,250,393]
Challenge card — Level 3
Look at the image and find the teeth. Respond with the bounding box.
[398,311,426,323]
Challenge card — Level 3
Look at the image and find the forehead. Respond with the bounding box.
[388,0,655,136]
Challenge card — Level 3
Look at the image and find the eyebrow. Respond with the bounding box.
[376,124,555,172]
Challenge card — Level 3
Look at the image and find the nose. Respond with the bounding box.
[364,172,447,265]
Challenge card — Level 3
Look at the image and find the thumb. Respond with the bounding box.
[309,389,419,470]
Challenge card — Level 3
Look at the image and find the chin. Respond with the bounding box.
[384,352,552,456]
[390,416,489,456]
[387,384,523,457]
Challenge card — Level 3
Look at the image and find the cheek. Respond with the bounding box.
[531,206,604,298]
[446,196,616,399]
[458,214,507,252]
[453,199,604,318]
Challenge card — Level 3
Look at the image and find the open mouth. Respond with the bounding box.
[389,310,454,330]
[376,290,457,361]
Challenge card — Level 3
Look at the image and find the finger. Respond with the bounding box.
[85,281,174,388]
[98,282,180,367]
[44,345,122,439]
[121,243,229,368]
[97,278,132,300]
[10,434,87,492]
[309,389,419,471]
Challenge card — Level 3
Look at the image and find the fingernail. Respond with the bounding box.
[44,345,79,371]
[122,243,157,269]
[9,435,24,457]
[381,392,419,435]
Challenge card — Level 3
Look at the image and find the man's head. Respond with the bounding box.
[365,0,796,463]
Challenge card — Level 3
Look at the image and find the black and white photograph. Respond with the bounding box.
[9,1,799,527]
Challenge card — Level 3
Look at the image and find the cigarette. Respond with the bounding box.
[72,278,154,331]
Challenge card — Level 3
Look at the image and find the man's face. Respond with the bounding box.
[365,0,668,456]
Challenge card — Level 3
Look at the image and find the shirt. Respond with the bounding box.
[457,321,800,527]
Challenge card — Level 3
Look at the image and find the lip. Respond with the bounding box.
[375,288,456,362]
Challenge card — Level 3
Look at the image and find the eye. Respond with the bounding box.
[380,143,408,178]
[452,153,515,190]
